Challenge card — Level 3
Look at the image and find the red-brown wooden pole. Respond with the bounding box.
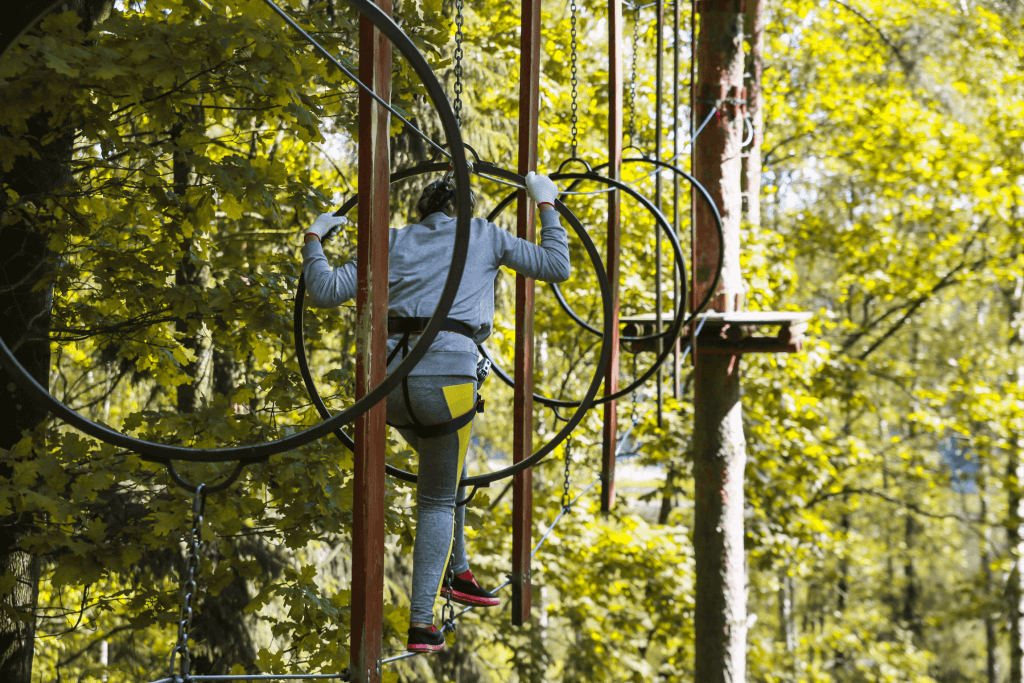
[654,0,665,426]
[691,0,748,679]
[351,2,391,680]
[601,0,623,513]
[511,0,542,626]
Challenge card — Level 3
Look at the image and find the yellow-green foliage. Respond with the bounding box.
[2,0,1023,680]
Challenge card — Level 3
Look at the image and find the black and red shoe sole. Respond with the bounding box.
[441,587,501,607]
[407,641,445,653]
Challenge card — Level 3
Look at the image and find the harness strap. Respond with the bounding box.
[387,316,474,338]
[390,396,485,439]
[385,318,483,439]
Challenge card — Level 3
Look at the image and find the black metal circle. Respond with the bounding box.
[0,0,473,464]
[549,158,726,340]
[295,161,614,486]
[481,170,687,409]
[165,461,247,495]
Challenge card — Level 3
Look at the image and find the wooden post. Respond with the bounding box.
[691,0,748,680]
[654,0,665,426]
[511,0,542,626]
[671,0,682,398]
[350,2,391,680]
[602,0,623,513]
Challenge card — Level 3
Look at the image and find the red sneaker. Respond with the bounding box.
[407,624,445,653]
[441,570,501,607]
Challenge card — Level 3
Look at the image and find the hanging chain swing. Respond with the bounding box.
[627,1,641,152]
[452,0,465,128]
[167,484,207,681]
[569,0,580,160]
[561,431,573,513]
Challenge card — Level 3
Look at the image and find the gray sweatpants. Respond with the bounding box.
[386,375,476,624]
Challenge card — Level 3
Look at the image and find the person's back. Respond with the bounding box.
[302,175,568,378]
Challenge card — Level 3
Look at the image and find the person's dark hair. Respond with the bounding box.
[415,179,476,220]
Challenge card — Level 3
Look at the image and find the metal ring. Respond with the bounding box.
[555,157,593,174]
[0,0,473,464]
[295,161,614,487]
[742,115,755,148]
[549,157,725,340]
[480,170,688,408]
[164,462,247,495]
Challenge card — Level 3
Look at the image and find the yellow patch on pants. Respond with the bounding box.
[431,383,476,610]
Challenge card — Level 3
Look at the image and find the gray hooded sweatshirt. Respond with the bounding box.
[301,208,570,378]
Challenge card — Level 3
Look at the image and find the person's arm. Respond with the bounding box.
[496,173,571,283]
[300,213,358,307]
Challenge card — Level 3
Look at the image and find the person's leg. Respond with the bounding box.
[387,376,476,629]
[450,458,470,576]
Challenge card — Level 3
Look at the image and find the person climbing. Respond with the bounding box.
[300,170,568,653]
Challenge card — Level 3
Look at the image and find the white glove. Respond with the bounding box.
[525,172,559,206]
[304,212,346,241]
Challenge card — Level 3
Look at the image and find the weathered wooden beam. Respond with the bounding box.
[654,0,665,426]
[351,1,391,680]
[602,0,623,513]
[511,0,542,626]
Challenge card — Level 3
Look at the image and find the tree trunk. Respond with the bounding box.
[979,461,999,683]
[692,0,748,679]
[1005,277,1024,683]
[0,132,62,682]
[0,3,109,678]
[1010,443,1024,683]
[777,570,795,652]
[657,466,677,524]
[171,112,209,415]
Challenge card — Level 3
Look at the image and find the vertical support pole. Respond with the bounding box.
[511,0,542,626]
[691,0,748,680]
[654,0,665,426]
[602,0,623,513]
[351,2,391,681]
[671,0,682,399]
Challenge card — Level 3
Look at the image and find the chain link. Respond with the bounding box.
[452,0,465,128]
[561,432,573,511]
[441,561,457,635]
[168,484,208,680]
[569,0,580,158]
[628,3,640,147]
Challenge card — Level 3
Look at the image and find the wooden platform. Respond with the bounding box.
[619,310,813,354]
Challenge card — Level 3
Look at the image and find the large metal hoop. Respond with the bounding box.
[548,158,726,340]
[295,161,614,486]
[481,170,687,409]
[0,0,473,464]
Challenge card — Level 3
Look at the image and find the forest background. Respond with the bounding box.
[0,0,1022,680]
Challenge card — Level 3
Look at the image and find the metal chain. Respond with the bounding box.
[441,562,457,635]
[561,432,573,511]
[569,0,580,158]
[629,352,641,423]
[452,0,465,128]
[628,3,640,147]
[168,483,208,680]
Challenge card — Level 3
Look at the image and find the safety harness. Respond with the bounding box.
[386,316,486,439]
